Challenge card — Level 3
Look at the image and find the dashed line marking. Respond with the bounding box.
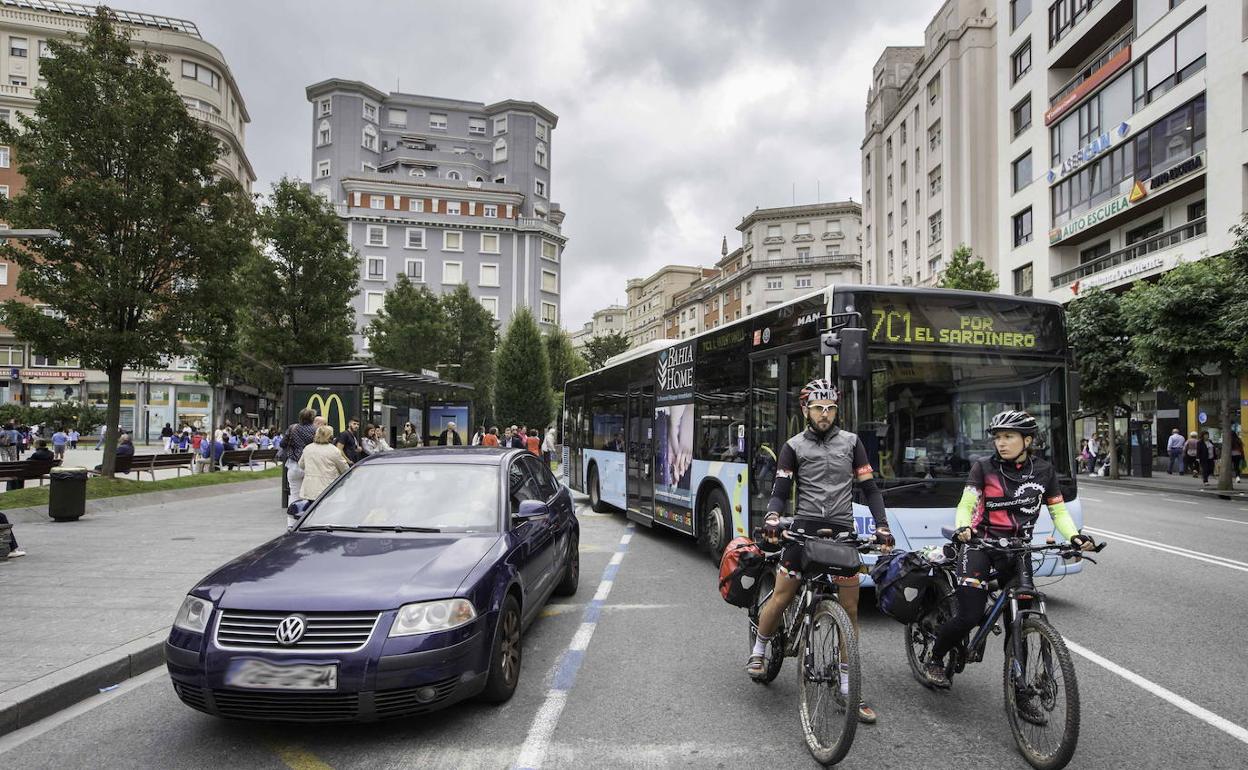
[1206,516,1248,525]
[1161,496,1200,507]
[1101,490,1135,496]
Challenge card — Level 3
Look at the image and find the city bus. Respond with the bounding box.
[562,285,1085,582]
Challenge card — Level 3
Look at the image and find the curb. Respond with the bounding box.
[0,631,167,737]
[1081,476,1248,501]
[1,477,280,524]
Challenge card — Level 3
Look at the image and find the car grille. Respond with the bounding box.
[215,610,381,651]
[172,681,209,713]
[374,677,460,718]
[211,689,360,722]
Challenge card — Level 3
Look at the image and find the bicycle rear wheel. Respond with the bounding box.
[747,571,785,683]
[904,595,954,687]
[1003,615,1080,770]
[798,599,858,766]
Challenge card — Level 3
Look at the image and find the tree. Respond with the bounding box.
[938,244,999,292]
[1121,249,1248,491]
[441,284,498,423]
[245,178,359,393]
[545,328,587,392]
[365,275,448,373]
[0,10,251,476]
[1066,287,1149,479]
[494,307,553,430]
[582,331,631,371]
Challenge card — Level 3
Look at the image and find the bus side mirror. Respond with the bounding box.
[822,327,869,381]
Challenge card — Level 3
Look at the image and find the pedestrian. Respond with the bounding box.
[1184,431,1200,477]
[1197,430,1216,486]
[398,421,422,448]
[1232,429,1244,485]
[542,425,557,467]
[336,418,363,462]
[0,511,26,558]
[1077,438,1091,474]
[298,425,350,501]
[1166,427,1186,474]
[95,433,135,473]
[279,409,319,488]
[68,428,79,450]
[0,420,16,462]
[471,425,485,446]
[51,426,69,460]
[94,423,106,450]
[525,428,541,456]
[191,430,204,452]
[362,424,392,455]
[29,439,54,462]
[437,421,463,446]
[482,427,500,447]
[160,422,174,452]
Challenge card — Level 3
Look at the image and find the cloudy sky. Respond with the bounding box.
[135,0,938,328]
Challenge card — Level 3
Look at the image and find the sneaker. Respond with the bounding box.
[925,661,951,689]
[858,700,878,724]
[1015,695,1050,726]
[7,549,26,558]
[745,654,767,680]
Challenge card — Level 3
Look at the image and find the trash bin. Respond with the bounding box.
[48,466,88,521]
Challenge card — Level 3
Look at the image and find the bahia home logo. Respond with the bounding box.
[657,341,695,396]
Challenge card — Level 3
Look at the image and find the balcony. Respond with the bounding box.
[1048,0,1132,69]
[1047,29,1132,122]
[517,217,563,238]
[1051,217,1205,287]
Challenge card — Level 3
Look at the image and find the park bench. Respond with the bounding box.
[218,448,278,471]
[0,457,62,487]
[89,452,195,481]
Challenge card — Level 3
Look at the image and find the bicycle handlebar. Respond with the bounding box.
[956,535,1106,563]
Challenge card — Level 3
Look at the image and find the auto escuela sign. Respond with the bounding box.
[656,340,694,404]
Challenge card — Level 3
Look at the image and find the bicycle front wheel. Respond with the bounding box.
[1003,615,1080,770]
[798,599,858,766]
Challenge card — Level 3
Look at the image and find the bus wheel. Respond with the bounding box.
[588,466,611,513]
[701,487,732,564]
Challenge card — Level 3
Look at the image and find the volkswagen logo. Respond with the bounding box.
[275,615,307,645]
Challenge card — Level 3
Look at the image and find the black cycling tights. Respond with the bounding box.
[931,546,1016,663]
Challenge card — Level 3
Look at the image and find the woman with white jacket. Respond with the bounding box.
[298,425,350,501]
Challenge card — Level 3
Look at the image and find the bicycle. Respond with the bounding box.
[746,526,879,766]
[903,530,1105,770]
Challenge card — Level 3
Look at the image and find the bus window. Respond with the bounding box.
[591,390,625,451]
[785,350,824,440]
[750,357,779,514]
[696,355,747,464]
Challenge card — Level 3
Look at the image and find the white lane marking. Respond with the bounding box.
[1085,527,1248,573]
[620,533,633,545]
[608,551,624,566]
[514,691,567,769]
[1101,490,1134,496]
[568,622,595,651]
[592,581,613,601]
[1066,640,1248,747]
[1206,516,1248,526]
[1079,495,1103,502]
[1161,496,1200,507]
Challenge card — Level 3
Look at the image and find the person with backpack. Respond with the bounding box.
[746,379,892,723]
[923,410,1096,696]
[0,421,15,462]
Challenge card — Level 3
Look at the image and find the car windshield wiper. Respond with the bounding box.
[300,525,370,532]
[355,525,442,533]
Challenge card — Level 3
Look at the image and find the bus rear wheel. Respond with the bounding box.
[588,465,611,513]
[701,487,732,564]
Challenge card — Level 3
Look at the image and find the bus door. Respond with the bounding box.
[625,382,655,524]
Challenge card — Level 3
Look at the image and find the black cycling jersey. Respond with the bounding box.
[956,454,1076,541]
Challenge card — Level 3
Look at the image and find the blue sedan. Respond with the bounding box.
[165,447,579,722]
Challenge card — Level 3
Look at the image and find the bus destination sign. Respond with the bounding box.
[864,295,1062,354]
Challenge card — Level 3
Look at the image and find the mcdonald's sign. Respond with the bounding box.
[304,391,349,433]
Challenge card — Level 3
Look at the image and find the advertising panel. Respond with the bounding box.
[427,403,469,445]
[291,387,357,434]
[655,340,695,533]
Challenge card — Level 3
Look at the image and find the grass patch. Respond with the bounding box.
[0,467,281,510]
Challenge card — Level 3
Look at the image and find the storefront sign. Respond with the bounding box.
[1045,46,1132,126]
[1049,190,1135,244]
[1078,255,1165,291]
[1047,122,1130,183]
[1147,151,1205,193]
[20,368,85,379]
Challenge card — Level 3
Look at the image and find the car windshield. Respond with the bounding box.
[862,351,1070,480]
[301,463,498,532]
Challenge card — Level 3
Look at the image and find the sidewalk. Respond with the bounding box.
[1080,469,1248,500]
[0,479,283,735]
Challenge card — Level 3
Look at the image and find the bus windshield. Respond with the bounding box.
[861,351,1070,480]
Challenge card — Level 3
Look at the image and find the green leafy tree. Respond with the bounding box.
[365,275,448,373]
[34,401,105,435]
[1066,287,1149,479]
[1122,247,1248,490]
[494,307,553,430]
[441,284,498,423]
[545,328,587,391]
[0,10,251,475]
[582,331,631,370]
[938,244,999,292]
[245,178,359,393]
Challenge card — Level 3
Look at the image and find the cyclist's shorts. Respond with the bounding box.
[779,518,858,585]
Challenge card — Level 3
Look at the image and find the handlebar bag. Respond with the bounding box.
[800,539,861,577]
[871,550,935,623]
[719,537,766,607]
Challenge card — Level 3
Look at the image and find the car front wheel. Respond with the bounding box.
[480,595,522,703]
[554,534,579,596]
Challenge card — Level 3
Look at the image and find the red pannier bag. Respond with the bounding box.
[718,536,766,607]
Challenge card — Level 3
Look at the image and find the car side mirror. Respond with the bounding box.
[514,499,549,520]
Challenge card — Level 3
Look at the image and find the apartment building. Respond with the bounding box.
[306,79,567,353]
[0,0,259,435]
[664,202,864,339]
[570,305,626,351]
[625,265,716,346]
[862,0,998,287]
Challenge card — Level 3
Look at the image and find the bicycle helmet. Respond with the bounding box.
[987,410,1038,436]
[799,378,838,407]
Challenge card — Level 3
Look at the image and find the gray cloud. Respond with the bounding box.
[131,0,938,326]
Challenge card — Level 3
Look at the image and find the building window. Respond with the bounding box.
[535,142,548,168]
[1080,241,1111,264]
[765,276,783,290]
[443,232,464,252]
[825,219,841,234]
[469,117,486,135]
[540,269,558,293]
[886,137,893,161]
[494,115,507,134]
[1187,199,1206,221]
[927,74,940,105]
[409,198,425,213]
[446,200,461,215]
[317,120,331,145]
[928,212,943,244]
[797,247,810,262]
[365,291,385,316]
[9,76,25,87]
[493,138,507,162]
[536,119,549,141]
[1011,96,1031,137]
[362,101,377,122]
[1010,0,1031,30]
[405,228,425,249]
[366,256,386,281]
[316,159,330,178]
[481,232,500,254]
[369,195,386,210]
[366,225,386,246]
[928,166,942,196]
[443,261,463,284]
[181,60,220,90]
[1011,39,1031,84]
[483,204,498,218]
[900,201,909,227]
[887,175,894,198]
[1140,12,1207,107]
[0,344,21,366]
[404,259,424,281]
[541,240,558,261]
[318,98,331,117]
[795,275,813,289]
[1126,218,1165,246]
[826,244,840,256]
[900,121,908,146]
[928,119,941,152]
[1013,264,1034,297]
[540,302,558,324]
[362,124,378,152]
[479,263,499,287]
[428,112,447,130]
[535,178,547,198]
[9,37,27,58]
[887,213,894,235]
[1012,150,1033,192]
[1012,207,1033,247]
[0,185,8,199]
[480,296,499,319]
[0,262,7,285]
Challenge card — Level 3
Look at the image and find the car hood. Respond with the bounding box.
[199,532,501,611]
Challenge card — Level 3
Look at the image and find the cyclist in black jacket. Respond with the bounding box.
[747,378,892,723]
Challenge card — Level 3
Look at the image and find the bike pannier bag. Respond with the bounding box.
[799,539,861,577]
[719,537,766,607]
[871,550,934,623]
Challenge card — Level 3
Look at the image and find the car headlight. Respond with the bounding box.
[389,598,476,637]
[173,595,213,634]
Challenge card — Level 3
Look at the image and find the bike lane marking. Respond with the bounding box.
[1066,640,1248,748]
[513,525,635,770]
[1083,526,1248,574]
[1206,516,1248,526]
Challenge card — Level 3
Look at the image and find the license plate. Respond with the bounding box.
[225,659,338,690]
